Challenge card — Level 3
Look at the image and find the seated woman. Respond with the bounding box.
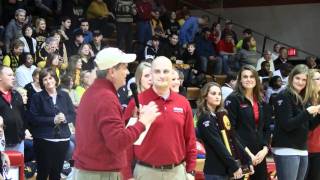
[29,68,75,180]
[197,82,253,180]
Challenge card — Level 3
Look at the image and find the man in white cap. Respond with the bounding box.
[73,47,161,180]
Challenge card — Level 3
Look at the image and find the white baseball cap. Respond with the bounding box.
[94,47,136,70]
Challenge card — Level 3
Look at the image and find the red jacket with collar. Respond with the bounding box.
[73,79,145,171]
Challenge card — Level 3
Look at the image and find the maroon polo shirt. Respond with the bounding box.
[123,87,197,175]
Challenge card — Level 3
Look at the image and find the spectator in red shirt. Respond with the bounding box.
[73,47,160,180]
[136,0,153,44]
[123,56,197,180]
[217,32,237,74]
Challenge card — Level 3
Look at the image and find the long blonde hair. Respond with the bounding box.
[35,18,46,33]
[307,69,320,105]
[286,64,310,105]
[197,82,224,118]
[135,62,151,93]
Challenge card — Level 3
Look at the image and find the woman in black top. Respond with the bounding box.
[225,65,271,180]
[197,82,252,180]
[29,68,75,180]
[272,64,320,180]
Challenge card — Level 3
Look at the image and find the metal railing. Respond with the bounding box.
[179,0,318,59]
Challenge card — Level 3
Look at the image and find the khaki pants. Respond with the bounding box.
[73,168,121,180]
[134,163,187,180]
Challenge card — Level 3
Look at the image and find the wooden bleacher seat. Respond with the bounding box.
[213,75,227,85]
[205,75,214,83]
[187,87,201,101]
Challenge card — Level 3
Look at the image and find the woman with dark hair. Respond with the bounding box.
[197,82,253,180]
[51,30,68,70]
[265,75,284,103]
[237,36,258,68]
[225,65,271,180]
[66,55,83,87]
[29,68,75,180]
[78,43,95,71]
[164,11,180,36]
[272,65,320,180]
[19,24,37,57]
[45,53,62,78]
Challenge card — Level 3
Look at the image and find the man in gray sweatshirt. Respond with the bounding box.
[4,9,26,54]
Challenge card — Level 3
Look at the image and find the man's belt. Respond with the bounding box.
[137,160,184,170]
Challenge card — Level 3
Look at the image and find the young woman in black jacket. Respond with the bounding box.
[197,82,253,180]
[225,65,271,180]
[272,64,320,180]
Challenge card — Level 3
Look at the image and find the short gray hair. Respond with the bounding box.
[96,69,107,79]
[15,9,26,17]
[95,63,123,79]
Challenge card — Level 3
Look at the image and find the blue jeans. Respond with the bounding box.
[200,56,223,75]
[137,21,152,44]
[205,174,228,180]
[274,155,308,180]
[221,55,239,73]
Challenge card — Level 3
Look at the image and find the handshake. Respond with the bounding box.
[54,112,66,125]
[306,105,320,116]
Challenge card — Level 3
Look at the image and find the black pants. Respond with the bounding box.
[34,138,69,180]
[306,153,320,180]
[116,22,133,52]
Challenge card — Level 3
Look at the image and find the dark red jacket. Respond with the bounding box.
[136,1,152,21]
[308,127,320,153]
[73,79,145,171]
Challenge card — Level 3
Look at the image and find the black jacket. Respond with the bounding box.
[0,90,25,145]
[225,92,271,153]
[272,89,320,150]
[29,90,76,139]
[197,112,250,176]
[158,42,182,62]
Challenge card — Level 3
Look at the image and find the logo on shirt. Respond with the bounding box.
[240,103,248,109]
[277,100,283,106]
[225,100,231,106]
[203,120,210,127]
[173,107,183,113]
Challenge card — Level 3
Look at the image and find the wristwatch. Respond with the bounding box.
[187,170,196,176]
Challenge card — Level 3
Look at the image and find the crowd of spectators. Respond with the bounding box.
[0,0,319,179]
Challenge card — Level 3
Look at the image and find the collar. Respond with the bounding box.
[143,87,177,102]
[223,83,232,88]
[92,78,117,95]
[42,89,62,100]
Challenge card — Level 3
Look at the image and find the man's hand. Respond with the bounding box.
[139,101,161,127]
[233,168,243,179]
[2,153,10,168]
